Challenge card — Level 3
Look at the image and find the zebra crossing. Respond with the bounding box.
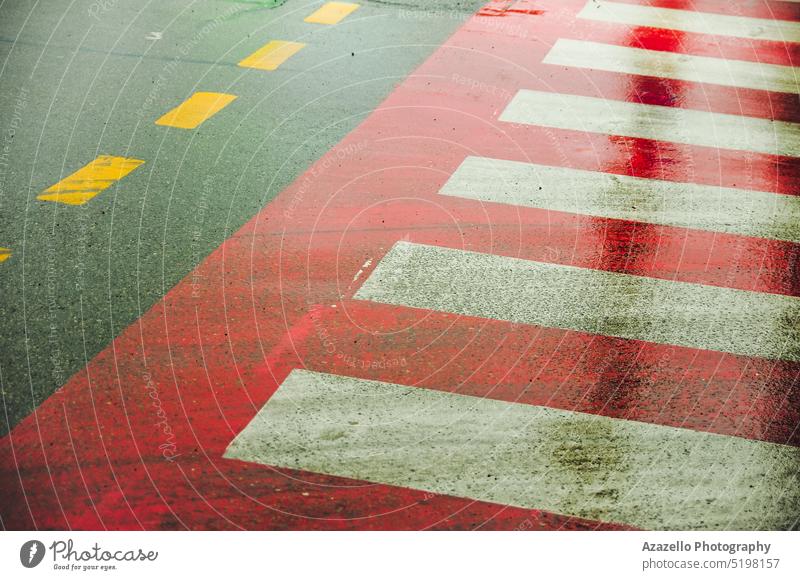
[227,0,800,529]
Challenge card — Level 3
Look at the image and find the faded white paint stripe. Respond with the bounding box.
[499,89,800,157]
[225,369,800,530]
[578,0,800,43]
[439,156,800,243]
[544,38,800,94]
[354,242,800,361]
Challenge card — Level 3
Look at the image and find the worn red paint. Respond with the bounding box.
[2,0,798,530]
[477,0,544,17]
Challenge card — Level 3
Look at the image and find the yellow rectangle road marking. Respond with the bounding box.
[305,2,360,25]
[0,247,11,263]
[37,155,144,206]
[155,92,237,129]
[238,40,305,71]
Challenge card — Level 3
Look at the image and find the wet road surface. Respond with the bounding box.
[1,0,799,530]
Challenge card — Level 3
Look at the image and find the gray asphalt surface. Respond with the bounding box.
[0,0,484,434]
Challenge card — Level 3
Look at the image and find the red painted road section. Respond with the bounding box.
[2,0,799,530]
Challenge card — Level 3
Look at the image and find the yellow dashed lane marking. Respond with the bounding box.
[305,2,360,25]
[37,155,144,206]
[155,92,237,129]
[238,40,306,71]
[0,247,11,263]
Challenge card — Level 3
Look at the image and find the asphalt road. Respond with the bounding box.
[0,0,483,434]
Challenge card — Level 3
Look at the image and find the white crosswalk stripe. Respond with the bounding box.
[544,38,800,94]
[354,241,800,361]
[578,0,800,43]
[439,156,800,242]
[499,89,800,157]
[226,369,800,530]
